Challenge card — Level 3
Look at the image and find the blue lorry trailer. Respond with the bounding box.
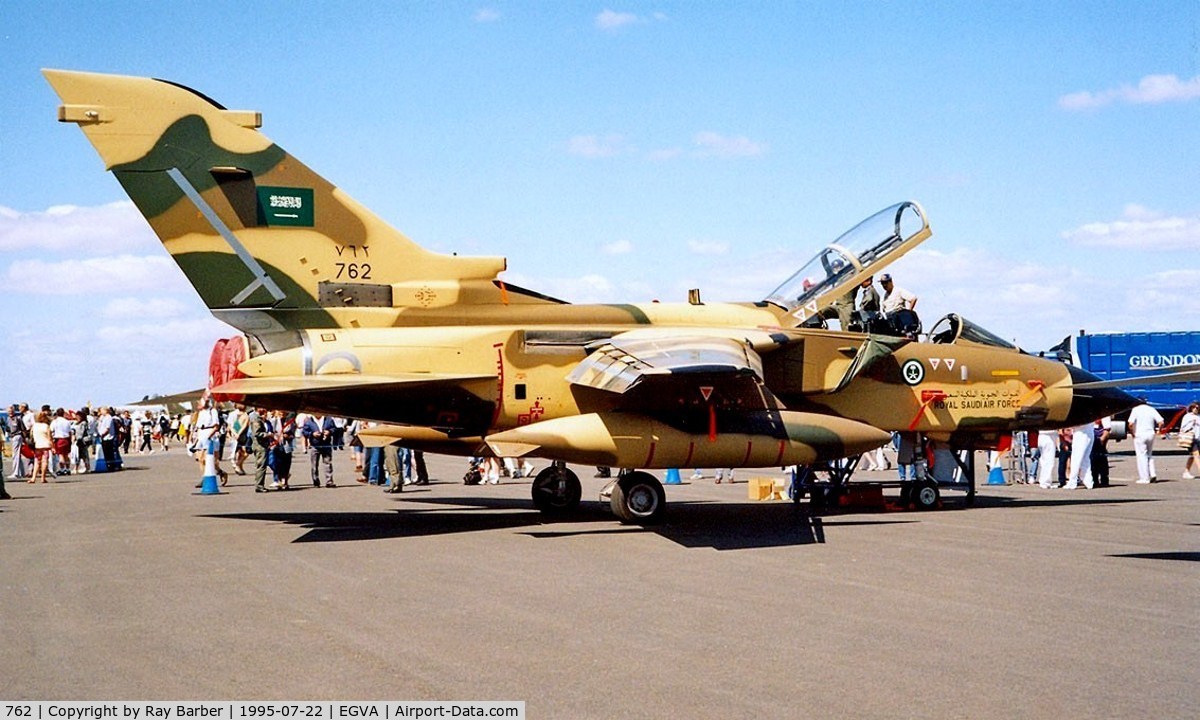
[1060,330,1200,427]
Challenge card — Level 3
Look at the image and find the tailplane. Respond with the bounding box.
[44,69,512,333]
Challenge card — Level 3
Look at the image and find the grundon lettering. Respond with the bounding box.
[1129,354,1200,369]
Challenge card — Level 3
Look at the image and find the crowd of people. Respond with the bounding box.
[181,399,443,493]
[2,402,177,488]
[4,392,1198,501]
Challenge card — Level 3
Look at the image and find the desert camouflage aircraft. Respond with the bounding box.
[46,69,1137,522]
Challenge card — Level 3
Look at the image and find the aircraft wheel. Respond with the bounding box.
[531,466,581,515]
[611,471,666,524]
[913,479,940,511]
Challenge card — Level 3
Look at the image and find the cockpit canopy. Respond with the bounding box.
[764,202,930,324]
[928,313,1020,350]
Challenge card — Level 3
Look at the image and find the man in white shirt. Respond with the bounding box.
[878,273,918,315]
[1127,399,1164,484]
[50,408,73,476]
[193,398,228,486]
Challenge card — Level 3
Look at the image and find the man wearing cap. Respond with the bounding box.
[878,273,918,316]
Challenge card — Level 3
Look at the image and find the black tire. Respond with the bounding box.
[531,466,581,514]
[913,478,940,510]
[610,471,666,524]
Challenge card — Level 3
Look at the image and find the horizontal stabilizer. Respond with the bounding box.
[211,372,499,434]
[211,372,494,396]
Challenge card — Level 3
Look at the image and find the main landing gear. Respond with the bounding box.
[601,471,667,525]
[530,461,581,515]
[530,463,668,525]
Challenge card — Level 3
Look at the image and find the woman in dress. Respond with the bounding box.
[271,411,296,490]
[30,411,53,483]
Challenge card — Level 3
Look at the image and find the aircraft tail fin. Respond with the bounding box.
[43,69,510,332]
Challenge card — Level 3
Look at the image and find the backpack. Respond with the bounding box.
[463,462,482,485]
[11,415,27,442]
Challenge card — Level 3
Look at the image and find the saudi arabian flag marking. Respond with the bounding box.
[257,186,314,226]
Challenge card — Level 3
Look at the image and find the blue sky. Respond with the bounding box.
[3,2,1199,408]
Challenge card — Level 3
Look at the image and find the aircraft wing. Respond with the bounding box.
[568,328,910,409]
[129,388,207,407]
[566,333,782,431]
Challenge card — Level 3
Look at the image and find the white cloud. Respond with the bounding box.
[687,239,729,256]
[1061,205,1200,250]
[101,297,192,320]
[0,201,155,253]
[594,9,667,31]
[1059,73,1200,110]
[647,147,683,161]
[596,9,639,31]
[873,246,1200,350]
[6,255,183,294]
[692,131,767,158]
[602,239,633,255]
[95,317,229,346]
[473,8,500,23]
[566,134,633,158]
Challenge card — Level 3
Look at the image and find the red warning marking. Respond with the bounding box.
[644,441,657,467]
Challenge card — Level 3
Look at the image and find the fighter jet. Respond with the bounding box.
[45,69,1137,522]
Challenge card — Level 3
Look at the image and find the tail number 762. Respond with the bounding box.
[335,262,372,280]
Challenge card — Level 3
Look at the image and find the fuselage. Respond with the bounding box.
[230,299,1131,457]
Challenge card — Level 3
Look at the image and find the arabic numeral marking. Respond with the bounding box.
[6,707,31,717]
[335,263,372,280]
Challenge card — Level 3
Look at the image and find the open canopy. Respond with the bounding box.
[764,202,930,325]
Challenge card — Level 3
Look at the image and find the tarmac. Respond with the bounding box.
[1,443,1197,718]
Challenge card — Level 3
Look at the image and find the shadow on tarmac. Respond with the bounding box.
[965,494,1159,510]
[1109,551,1200,562]
[198,487,1156,550]
[200,494,921,550]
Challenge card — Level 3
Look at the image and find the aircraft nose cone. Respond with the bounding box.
[1064,365,1139,426]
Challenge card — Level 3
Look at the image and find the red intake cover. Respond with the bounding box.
[208,337,248,403]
